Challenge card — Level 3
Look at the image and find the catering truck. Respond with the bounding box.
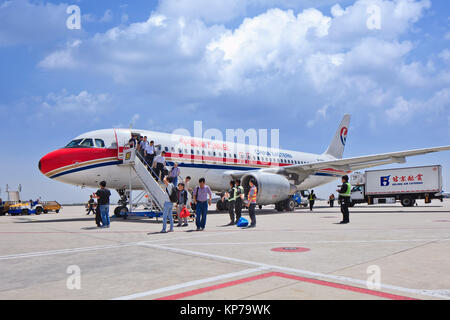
[349,165,444,207]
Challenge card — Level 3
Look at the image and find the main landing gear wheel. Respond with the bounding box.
[275,202,284,212]
[285,199,296,212]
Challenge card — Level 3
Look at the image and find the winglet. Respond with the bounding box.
[323,114,351,159]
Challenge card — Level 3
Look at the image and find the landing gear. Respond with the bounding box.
[114,206,129,219]
[216,199,229,212]
[284,199,296,212]
[275,201,284,212]
[114,189,129,218]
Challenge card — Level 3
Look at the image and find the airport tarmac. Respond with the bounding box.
[0,200,449,300]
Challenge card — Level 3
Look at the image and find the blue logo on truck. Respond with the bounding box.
[380,176,390,187]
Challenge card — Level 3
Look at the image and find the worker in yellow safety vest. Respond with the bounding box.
[226,180,237,225]
[336,175,352,224]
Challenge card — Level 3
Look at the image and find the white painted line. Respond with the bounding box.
[0,230,241,261]
[138,243,450,300]
[153,238,450,246]
[0,243,139,261]
[112,267,268,300]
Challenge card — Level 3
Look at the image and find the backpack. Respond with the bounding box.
[167,185,178,203]
[236,217,249,228]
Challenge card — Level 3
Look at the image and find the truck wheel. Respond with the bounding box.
[285,199,296,212]
[21,209,29,216]
[35,207,43,215]
[55,210,60,214]
[401,197,414,207]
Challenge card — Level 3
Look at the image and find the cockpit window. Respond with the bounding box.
[65,139,83,148]
[80,139,94,147]
[95,139,105,148]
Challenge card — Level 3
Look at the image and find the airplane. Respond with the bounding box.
[38,115,450,212]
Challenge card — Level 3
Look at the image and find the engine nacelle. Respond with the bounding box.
[242,173,293,205]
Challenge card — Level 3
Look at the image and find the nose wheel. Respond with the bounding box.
[114,189,130,219]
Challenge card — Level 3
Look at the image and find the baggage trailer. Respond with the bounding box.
[350,165,444,207]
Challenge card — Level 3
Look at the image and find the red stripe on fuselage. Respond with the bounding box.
[39,148,118,175]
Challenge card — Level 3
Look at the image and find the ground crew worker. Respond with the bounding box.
[337,175,351,224]
[246,179,258,228]
[227,180,237,225]
[329,194,335,207]
[235,179,244,222]
[309,190,317,211]
[86,195,95,215]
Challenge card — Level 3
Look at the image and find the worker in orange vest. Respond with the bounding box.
[246,179,258,228]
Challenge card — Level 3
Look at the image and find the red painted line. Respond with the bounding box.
[155,273,273,300]
[156,272,417,300]
[271,272,417,300]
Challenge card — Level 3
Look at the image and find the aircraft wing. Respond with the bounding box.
[282,145,450,175]
[229,145,450,179]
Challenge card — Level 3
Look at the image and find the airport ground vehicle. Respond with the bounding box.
[7,201,61,216]
[349,165,444,207]
[8,201,41,216]
[42,201,61,214]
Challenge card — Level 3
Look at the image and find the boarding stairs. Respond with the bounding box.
[120,147,169,214]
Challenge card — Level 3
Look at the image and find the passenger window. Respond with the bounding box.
[95,139,105,148]
[165,147,169,152]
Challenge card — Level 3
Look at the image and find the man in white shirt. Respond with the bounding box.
[145,140,156,167]
[153,151,167,181]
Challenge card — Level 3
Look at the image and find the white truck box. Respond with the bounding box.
[365,165,442,196]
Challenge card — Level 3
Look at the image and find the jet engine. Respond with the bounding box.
[241,173,295,205]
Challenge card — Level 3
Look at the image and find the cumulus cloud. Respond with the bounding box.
[40,90,111,114]
[0,0,75,46]
[37,0,448,126]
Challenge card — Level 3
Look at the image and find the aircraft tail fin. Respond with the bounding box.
[323,114,351,159]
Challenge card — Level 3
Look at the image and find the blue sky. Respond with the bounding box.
[0,0,449,203]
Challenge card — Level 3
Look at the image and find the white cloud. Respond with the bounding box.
[385,88,450,122]
[40,90,111,114]
[0,0,73,46]
[37,0,447,126]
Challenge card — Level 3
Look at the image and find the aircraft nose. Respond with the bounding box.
[39,150,62,178]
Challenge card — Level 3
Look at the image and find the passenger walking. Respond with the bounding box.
[234,179,244,222]
[176,183,189,227]
[193,178,212,231]
[329,194,336,208]
[337,175,351,224]
[140,136,149,157]
[161,177,176,233]
[185,176,193,210]
[95,181,111,228]
[226,180,237,225]
[153,151,167,181]
[309,190,317,211]
[169,163,181,187]
[246,179,258,228]
[137,136,144,153]
[145,140,156,167]
[86,195,95,215]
